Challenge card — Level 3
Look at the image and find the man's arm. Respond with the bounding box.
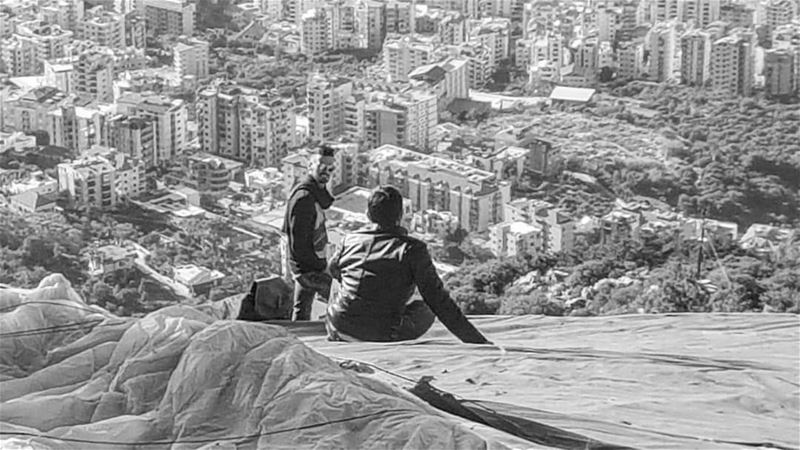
[288,193,326,272]
[408,242,490,344]
[327,241,343,281]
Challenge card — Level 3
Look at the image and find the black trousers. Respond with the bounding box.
[326,300,436,342]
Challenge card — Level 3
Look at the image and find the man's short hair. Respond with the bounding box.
[367,185,403,228]
[307,145,336,169]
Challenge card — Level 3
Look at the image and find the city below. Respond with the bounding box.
[0,0,798,316]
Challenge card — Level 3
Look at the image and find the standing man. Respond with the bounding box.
[283,146,336,321]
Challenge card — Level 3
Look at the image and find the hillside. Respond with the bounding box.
[1,274,798,449]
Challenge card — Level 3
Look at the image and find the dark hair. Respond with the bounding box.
[368,185,403,228]
[318,145,336,158]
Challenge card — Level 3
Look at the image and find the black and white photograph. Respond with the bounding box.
[0,0,798,447]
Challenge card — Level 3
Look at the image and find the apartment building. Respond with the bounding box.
[355,0,385,49]
[306,74,353,142]
[416,7,465,45]
[183,152,244,193]
[436,41,496,88]
[385,0,415,34]
[711,31,755,96]
[5,87,69,134]
[78,6,126,49]
[408,57,469,110]
[143,0,195,36]
[504,198,575,253]
[759,0,798,32]
[680,29,713,86]
[720,3,755,28]
[300,7,332,55]
[57,149,144,209]
[197,84,295,167]
[1,21,72,75]
[39,0,84,31]
[764,48,796,98]
[642,0,720,27]
[383,34,439,82]
[107,115,157,168]
[73,52,115,103]
[467,17,511,61]
[358,144,511,232]
[489,221,543,257]
[771,23,800,93]
[43,59,73,92]
[617,39,644,79]
[362,89,438,151]
[47,104,113,152]
[647,21,681,82]
[174,37,210,79]
[117,93,187,166]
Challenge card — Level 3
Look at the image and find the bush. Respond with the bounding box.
[498,290,565,316]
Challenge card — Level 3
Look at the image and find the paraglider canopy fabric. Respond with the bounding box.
[1,274,798,450]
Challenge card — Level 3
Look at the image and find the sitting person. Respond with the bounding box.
[326,185,491,344]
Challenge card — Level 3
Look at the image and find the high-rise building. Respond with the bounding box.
[383,34,439,82]
[300,7,333,55]
[363,89,438,151]
[143,0,195,36]
[174,37,210,79]
[617,39,645,79]
[47,104,113,152]
[764,48,796,98]
[107,115,157,168]
[720,3,755,28]
[117,93,187,166]
[647,21,681,82]
[78,6,126,49]
[197,84,295,167]
[681,29,713,86]
[771,23,800,92]
[759,0,798,33]
[575,36,599,78]
[385,0,415,34]
[306,74,353,142]
[356,0,385,49]
[710,31,755,96]
[73,52,115,103]
[642,0,720,26]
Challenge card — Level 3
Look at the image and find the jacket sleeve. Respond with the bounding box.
[288,193,326,272]
[327,240,343,281]
[408,242,490,344]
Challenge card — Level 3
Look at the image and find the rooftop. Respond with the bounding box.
[549,86,596,103]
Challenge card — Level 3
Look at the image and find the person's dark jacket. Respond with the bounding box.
[327,225,489,344]
[283,176,334,275]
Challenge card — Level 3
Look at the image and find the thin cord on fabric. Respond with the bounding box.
[0,409,416,447]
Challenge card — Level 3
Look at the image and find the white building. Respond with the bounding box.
[489,221,544,257]
[306,73,353,142]
[117,93,187,166]
[711,31,755,96]
[78,6,126,49]
[383,34,439,82]
[300,7,332,55]
[197,84,295,167]
[57,148,144,209]
[174,37,209,79]
[143,0,195,36]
